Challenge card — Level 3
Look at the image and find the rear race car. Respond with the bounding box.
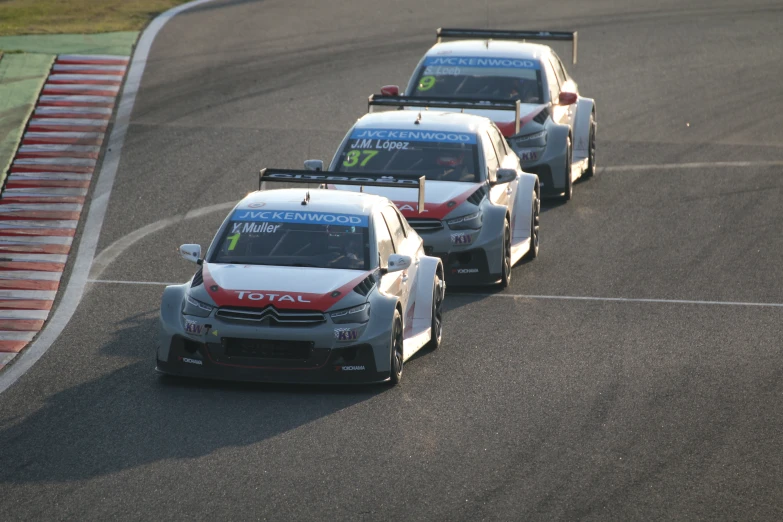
[157,170,445,385]
[382,27,596,201]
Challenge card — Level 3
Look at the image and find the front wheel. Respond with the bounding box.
[523,192,540,260]
[389,309,404,385]
[499,218,512,288]
[584,114,596,178]
[561,136,573,201]
[426,274,444,350]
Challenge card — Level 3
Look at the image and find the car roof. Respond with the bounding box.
[237,188,388,216]
[423,40,551,62]
[353,109,491,134]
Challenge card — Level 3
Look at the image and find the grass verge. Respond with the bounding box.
[0,0,194,36]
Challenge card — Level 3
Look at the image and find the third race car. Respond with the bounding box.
[381,27,597,200]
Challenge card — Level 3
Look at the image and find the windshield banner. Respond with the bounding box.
[349,128,477,144]
[423,56,539,69]
[232,209,369,227]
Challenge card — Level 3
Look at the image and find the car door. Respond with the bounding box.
[381,205,417,333]
[487,125,519,213]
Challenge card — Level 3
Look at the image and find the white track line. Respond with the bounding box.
[0,0,218,395]
[603,160,783,171]
[450,292,783,309]
[0,271,63,280]
[89,200,235,280]
[0,331,37,341]
[88,279,179,286]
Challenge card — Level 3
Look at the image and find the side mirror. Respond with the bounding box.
[558,91,578,105]
[380,85,400,96]
[386,253,412,273]
[179,244,202,264]
[493,168,517,185]
[304,159,324,171]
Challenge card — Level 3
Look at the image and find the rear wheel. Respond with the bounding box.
[584,114,596,178]
[523,192,540,260]
[562,136,573,201]
[426,274,444,350]
[499,218,512,288]
[389,309,404,385]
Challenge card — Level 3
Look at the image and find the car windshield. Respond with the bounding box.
[410,55,543,103]
[210,209,370,270]
[335,128,481,183]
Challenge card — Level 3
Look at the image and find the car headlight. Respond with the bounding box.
[183,295,215,317]
[330,303,371,324]
[509,130,547,148]
[446,211,483,230]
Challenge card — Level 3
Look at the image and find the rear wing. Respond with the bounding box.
[258,168,426,213]
[436,27,578,64]
[368,94,521,134]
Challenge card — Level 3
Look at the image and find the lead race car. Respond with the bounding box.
[157,170,445,385]
[381,28,596,200]
[305,96,540,287]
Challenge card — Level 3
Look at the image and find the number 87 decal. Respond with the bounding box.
[343,150,378,167]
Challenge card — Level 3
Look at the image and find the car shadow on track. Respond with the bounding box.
[0,314,388,484]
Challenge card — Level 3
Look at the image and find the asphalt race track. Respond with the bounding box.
[2,0,783,519]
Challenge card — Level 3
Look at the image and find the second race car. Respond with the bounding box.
[305,97,540,287]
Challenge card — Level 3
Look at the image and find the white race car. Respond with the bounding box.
[306,98,540,287]
[157,170,444,385]
[381,28,596,201]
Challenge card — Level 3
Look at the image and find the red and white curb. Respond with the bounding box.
[0,54,128,371]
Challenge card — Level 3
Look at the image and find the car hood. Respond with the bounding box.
[333,181,482,219]
[201,262,371,311]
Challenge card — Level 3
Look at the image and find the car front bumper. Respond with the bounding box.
[157,311,393,384]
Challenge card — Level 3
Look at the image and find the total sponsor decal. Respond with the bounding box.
[334,365,366,371]
[184,319,204,335]
[349,128,477,144]
[178,356,203,366]
[423,56,539,70]
[266,172,418,187]
[450,233,473,245]
[234,291,311,303]
[232,209,368,227]
[334,327,359,342]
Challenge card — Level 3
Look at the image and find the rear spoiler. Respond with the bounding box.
[436,27,578,64]
[368,94,521,134]
[259,168,426,213]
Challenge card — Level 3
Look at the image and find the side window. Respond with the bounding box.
[487,126,509,159]
[374,211,395,268]
[392,206,412,238]
[549,55,567,85]
[481,133,499,179]
[381,206,406,251]
[544,59,560,102]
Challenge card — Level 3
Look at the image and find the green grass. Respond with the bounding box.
[0,0,193,36]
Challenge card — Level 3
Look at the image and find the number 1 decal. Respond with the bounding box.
[226,232,240,251]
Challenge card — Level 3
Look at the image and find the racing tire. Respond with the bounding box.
[584,113,596,179]
[561,136,573,201]
[389,309,404,385]
[425,274,444,350]
[499,218,512,288]
[523,192,540,260]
